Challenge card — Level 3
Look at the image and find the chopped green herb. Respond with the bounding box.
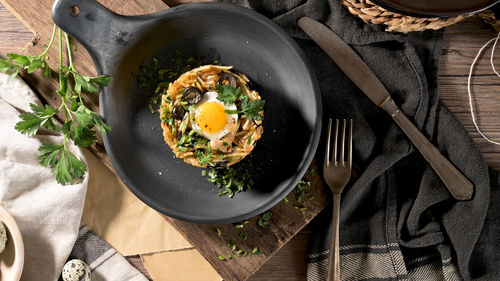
[311,168,317,177]
[235,224,244,229]
[296,179,311,202]
[216,228,222,237]
[258,211,273,227]
[227,253,233,260]
[217,191,228,196]
[203,166,254,198]
[218,256,225,261]
[195,147,214,166]
[252,247,261,255]
[201,169,207,177]
[239,232,247,240]
[309,196,316,201]
[283,197,289,203]
[300,207,307,211]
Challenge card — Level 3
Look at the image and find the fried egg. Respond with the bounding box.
[190,91,238,140]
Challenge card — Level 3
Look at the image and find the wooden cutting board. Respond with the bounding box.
[0,0,329,280]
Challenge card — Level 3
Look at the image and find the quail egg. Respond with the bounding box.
[62,259,91,281]
[0,221,6,253]
[190,91,238,140]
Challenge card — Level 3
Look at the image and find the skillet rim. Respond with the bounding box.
[99,2,323,224]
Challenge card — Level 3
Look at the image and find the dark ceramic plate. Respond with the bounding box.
[370,0,500,17]
[51,0,322,224]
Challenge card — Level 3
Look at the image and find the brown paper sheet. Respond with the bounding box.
[81,149,192,256]
[141,250,222,281]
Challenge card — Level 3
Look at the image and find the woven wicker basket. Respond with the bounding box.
[340,0,496,33]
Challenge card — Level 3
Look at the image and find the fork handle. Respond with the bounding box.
[327,193,341,281]
[382,99,473,200]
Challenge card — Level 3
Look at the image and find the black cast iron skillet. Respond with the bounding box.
[51,0,322,224]
[370,0,500,17]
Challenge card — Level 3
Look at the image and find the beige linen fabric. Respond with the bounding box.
[0,72,87,281]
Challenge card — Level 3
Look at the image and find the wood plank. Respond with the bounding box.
[439,17,500,170]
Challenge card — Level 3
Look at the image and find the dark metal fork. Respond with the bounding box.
[323,119,352,281]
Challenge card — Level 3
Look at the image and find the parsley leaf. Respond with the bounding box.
[0,58,16,73]
[15,103,58,137]
[216,84,242,105]
[38,142,86,184]
[72,72,112,94]
[74,105,111,134]
[240,96,265,122]
[4,53,52,77]
[67,121,97,147]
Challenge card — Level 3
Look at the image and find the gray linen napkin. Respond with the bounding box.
[214,0,499,280]
[63,224,149,281]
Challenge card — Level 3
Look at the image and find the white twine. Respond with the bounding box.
[467,31,500,146]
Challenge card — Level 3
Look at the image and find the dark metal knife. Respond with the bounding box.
[298,16,473,201]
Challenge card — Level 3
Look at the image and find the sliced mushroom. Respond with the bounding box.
[172,105,186,120]
[182,87,203,104]
[218,72,237,88]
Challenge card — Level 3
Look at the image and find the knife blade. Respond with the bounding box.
[298,16,473,200]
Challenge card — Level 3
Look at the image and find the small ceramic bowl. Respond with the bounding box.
[0,204,24,281]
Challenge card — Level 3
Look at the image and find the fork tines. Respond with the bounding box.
[325,119,352,168]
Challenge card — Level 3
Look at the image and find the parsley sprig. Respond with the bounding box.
[1,25,112,185]
[215,84,242,105]
[216,85,265,122]
[239,96,265,122]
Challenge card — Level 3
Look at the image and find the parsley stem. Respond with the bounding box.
[64,32,75,71]
[58,28,63,66]
[39,25,57,58]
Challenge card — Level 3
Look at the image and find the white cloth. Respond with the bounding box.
[0,72,88,281]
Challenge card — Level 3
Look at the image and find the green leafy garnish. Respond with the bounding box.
[38,142,87,185]
[310,168,318,177]
[215,229,262,261]
[205,166,254,198]
[295,179,311,202]
[2,25,112,185]
[257,211,273,227]
[240,96,265,122]
[215,84,242,105]
[15,103,58,137]
[225,95,265,122]
[136,53,203,112]
[195,147,214,166]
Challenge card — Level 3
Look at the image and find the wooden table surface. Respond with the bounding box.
[1,3,499,281]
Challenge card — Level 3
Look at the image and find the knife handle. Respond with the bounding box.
[382,99,473,200]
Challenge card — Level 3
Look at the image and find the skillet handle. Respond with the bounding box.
[51,0,129,70]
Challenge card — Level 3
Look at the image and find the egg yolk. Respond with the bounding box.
[195,102,227,133]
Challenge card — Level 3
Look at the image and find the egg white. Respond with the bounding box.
[190,91,238,140]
